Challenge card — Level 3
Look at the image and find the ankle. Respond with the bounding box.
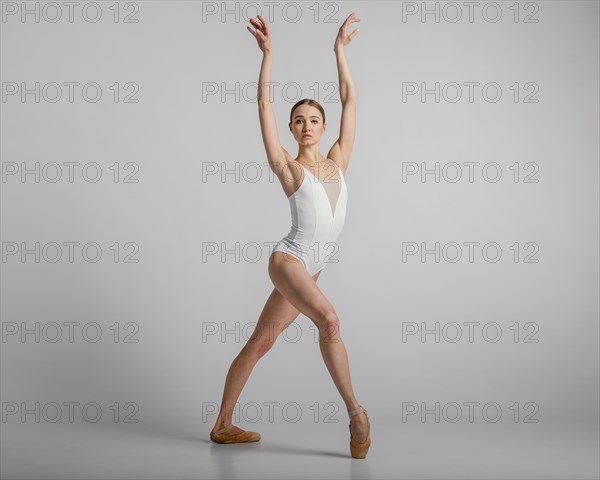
[213,419,232,431]
[347,404,364,416]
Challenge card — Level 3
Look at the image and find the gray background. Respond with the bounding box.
[1,1,598,479]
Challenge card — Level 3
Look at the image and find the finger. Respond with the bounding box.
[247,26,257,37]
[349,28,359,40]
[250,17,265,33]
[253,17,263,29]
[257,15,269,33]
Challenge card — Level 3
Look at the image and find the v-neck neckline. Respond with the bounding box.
[301,165,343,218]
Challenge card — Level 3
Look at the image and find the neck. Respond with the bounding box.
[296,144,323,165]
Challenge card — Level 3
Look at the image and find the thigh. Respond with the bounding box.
[268,251,332,326]
[247,286,301,347]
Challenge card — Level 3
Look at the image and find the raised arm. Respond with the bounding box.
[327,13,360,171]
[247,16,293,180]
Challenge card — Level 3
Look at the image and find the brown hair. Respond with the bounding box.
[289,99,326,125]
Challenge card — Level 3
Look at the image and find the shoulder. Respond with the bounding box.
[326,143,350,175]
[270,147,300,179]
[328,156,347,177]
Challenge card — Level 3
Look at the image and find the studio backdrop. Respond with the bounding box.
[1,1,598,479]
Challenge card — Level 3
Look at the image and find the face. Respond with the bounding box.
[289,105,326,145]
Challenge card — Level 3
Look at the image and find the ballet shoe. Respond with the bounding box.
[209,424,261,444]
[348,405,371,459]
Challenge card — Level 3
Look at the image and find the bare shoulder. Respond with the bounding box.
[268,147,297,178]
[326,142,350,175]
[270,147,304,198]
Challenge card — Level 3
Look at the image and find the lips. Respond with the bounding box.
[302,134,312,138]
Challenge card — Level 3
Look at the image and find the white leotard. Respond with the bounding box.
[272,161,348,275]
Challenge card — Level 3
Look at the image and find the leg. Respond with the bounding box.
[211,270,318,434]
[268,252,369,443]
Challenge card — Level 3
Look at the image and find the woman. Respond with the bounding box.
[210,12,370,460]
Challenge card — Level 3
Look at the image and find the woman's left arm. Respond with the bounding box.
[328,12,360,170]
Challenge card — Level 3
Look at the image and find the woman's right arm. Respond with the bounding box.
[257,52,292,178]
[248,16,293,180]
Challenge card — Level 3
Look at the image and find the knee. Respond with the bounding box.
[316,309,340,337]
[242,339,274,360]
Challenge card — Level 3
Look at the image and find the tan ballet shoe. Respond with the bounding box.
[348,406,371,459]
[209,424,261,444]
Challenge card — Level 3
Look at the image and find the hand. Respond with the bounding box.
[247,15,272,53]
[334,12,360,50]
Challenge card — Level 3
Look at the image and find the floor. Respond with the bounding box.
[2,415,598,479]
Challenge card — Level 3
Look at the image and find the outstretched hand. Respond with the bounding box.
[247,15,272,53]
[334,12,360,50]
